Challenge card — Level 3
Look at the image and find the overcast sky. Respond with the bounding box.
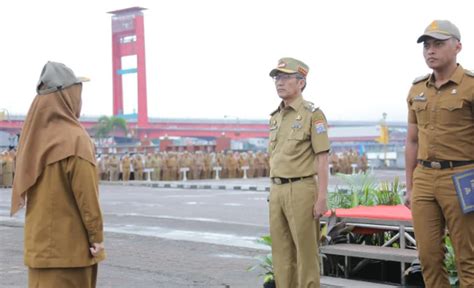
[1,0,473,122]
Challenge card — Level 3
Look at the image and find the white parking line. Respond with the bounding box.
[105,224,270,251]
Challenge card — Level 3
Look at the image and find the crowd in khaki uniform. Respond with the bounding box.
[0,149,16,188]
[96,150,271,181]
[329,150,368,175]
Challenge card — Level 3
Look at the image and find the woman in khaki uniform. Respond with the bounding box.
[11,61,105,288]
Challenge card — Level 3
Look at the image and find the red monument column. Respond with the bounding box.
[108,7,148,127]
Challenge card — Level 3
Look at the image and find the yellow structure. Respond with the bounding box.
[376,125,389,144]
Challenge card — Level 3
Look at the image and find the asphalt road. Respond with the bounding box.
[0,171,404,287]
[1,185,271,288]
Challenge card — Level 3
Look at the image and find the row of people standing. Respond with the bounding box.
[96,150,270,181]
[329,150,369,175]
[0,149,16,188]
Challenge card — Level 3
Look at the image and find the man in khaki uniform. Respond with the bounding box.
[11,62,105,288]
[121,154,131,181]
[255,151,265,177]
[239,152,249,178]
[161,152,170,180]
[268,58,330,288]
[98,155,108,180]
[168,152,179,180]
[405,20,474,287]
[0,152,4,187]
[150,153,161,181]
[203,152,212,179]
[3,152,14,187]
[108,154,120,181]
[247,151,256,178]
[216,152,225,178]
[193,151,204,179]
[144,153,153,180]
[263,152,270,177]
[133,154,144,180]
[227,151,239,179]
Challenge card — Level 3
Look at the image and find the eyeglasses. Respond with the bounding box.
[272,73,304,82]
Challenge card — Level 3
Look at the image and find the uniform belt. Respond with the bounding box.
[418,160,474,169]
[271,176,313,185]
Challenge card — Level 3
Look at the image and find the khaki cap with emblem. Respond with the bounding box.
[37,61,90,95]
[269,57,309,77]
[417,20,461,43]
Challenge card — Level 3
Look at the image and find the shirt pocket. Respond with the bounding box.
[284,130,306,154]
[268,128,278,153]
[410,101,429,125]
[439,99,465,124]
[270,129,278,141]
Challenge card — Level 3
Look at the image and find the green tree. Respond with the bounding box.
[93,115,128,143]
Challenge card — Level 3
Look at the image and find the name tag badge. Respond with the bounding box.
[413,92,426,102]
[291,122,302,129]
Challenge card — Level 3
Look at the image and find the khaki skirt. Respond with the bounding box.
[28,264,97,288]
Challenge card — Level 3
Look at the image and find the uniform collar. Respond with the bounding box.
[427,64,464,87]
[279,95,304,111]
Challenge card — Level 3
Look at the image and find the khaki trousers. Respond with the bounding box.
[28,264,98,288]
[269,177,320,288]
[412,164,474,288]
[122,169,130,181]
[135,169,143,181]
[3,172,12,187]
[152,168,161,180]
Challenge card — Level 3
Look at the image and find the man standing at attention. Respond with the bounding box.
[11,61,105,288]
[405,20,474,287]
[268,57,330,288]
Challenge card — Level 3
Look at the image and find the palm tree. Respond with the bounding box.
[93,115,128,144]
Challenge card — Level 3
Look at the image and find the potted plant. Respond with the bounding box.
[248,235,275,287]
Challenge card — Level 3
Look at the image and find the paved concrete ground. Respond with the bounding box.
[0,171,402,287]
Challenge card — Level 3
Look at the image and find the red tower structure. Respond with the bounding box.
[108,7,148,127]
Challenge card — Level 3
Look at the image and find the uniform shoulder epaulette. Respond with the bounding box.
[270,107,279,116]
[464,69,474,77]
[303,100,319,112]
[412,73,430,84]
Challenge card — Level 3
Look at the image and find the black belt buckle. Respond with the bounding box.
[272,176,309,185]
[430,161,442,169]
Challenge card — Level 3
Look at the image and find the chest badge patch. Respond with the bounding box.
[451,89,457,94]
[413,92,426,102]
[314,120,326,134]
[291,122,302,129]
[296,115,302,121]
